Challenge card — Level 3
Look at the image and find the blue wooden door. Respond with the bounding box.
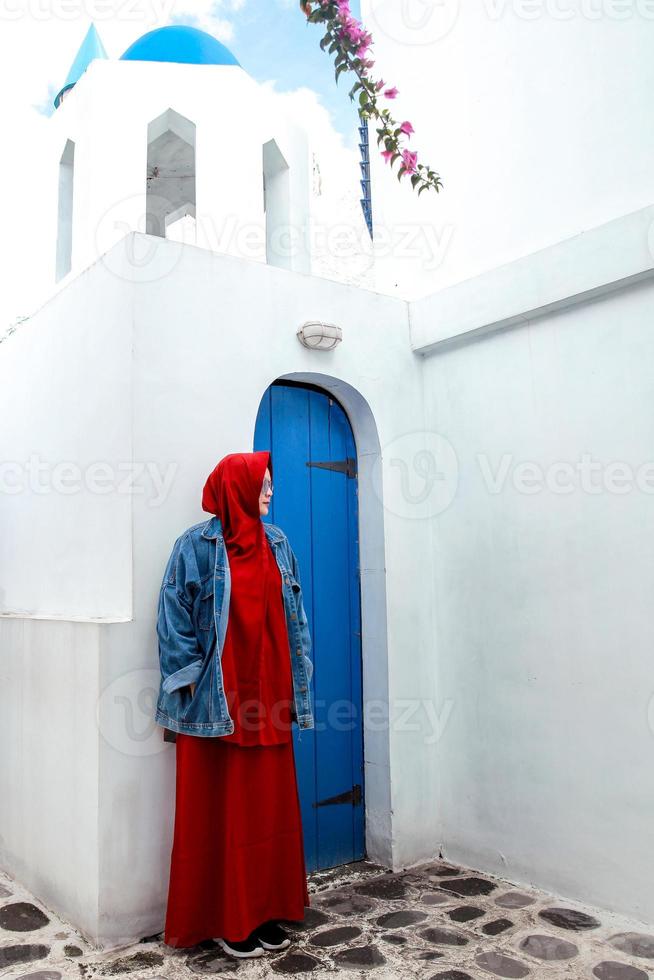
[254,381,365,872]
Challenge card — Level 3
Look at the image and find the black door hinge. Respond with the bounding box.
[306,457,357,479]
[313,783,362,807]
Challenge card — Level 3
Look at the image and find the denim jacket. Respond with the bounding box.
[155,515,314,738]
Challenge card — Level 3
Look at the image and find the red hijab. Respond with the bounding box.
[202,451,271,550]
[201,451,291,742]
[201,450,272,613]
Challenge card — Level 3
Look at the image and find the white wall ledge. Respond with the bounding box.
[0,612,131,624]
[410,205,654,355]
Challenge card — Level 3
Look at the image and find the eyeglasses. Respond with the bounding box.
[261,478,273,494]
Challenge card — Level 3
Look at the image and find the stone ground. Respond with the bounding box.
[1,859,653,979]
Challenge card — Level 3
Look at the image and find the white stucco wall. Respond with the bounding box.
[0,618,101,939]
[406,205,654,924]
[0,257,133,622]
[361,1,654,298]
[0,248,133,942]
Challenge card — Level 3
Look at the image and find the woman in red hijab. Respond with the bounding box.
[163,451,310,959]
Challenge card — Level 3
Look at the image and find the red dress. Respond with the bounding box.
[163,540,310,946]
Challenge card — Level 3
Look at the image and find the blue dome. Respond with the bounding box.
[120,25,240,67]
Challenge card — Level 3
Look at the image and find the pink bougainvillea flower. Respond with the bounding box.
[301,0,443,195]
[340,21,374,58]
[358,32,374,54]
[401,149,418,174]
[341,21,361,40]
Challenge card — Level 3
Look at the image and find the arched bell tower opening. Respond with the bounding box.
[263,138,291,271]
[146,108,197,241]
[56,139,75,282]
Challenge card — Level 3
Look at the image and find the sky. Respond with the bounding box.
[0,0,363,333]
[175,0,364,147]
[36,0,363,143]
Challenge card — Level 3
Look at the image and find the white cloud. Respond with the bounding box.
[167,0,245,37]
[258,81,374,288]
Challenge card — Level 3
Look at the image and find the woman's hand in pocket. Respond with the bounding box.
[189,682,196,697]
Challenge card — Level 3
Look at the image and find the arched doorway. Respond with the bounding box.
[254,380,365,872]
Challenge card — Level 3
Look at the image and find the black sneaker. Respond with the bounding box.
[253,920,291,950]
[216,932,265,958]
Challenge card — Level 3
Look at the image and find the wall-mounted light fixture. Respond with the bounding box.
[297,320,342,351]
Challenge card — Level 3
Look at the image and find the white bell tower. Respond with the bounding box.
[50,24,313,284]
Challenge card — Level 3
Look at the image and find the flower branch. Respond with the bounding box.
[300,0,443,195]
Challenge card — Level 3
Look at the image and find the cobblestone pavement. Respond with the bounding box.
[1,859,653,979]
